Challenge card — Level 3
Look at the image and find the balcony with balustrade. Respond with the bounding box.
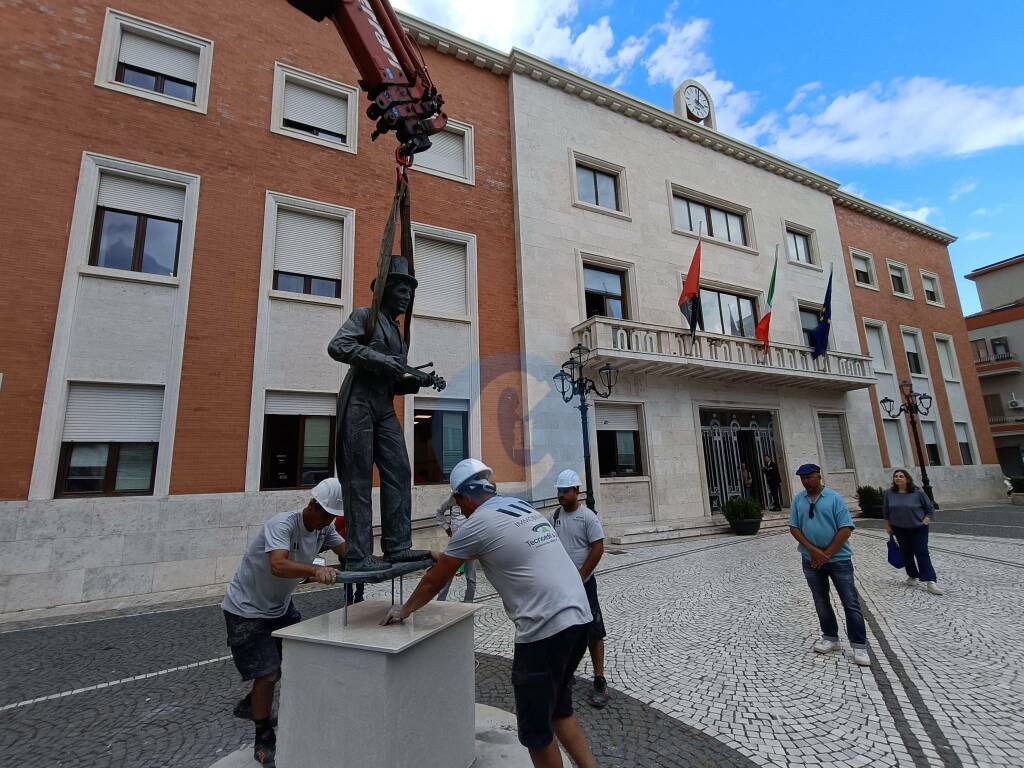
[572,316,875,391]
[974,352,1023,378]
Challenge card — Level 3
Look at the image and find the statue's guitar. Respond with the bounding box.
[402,361,446,392]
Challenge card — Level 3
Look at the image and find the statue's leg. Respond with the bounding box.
[339,399,376,565]
[376,405,414,558]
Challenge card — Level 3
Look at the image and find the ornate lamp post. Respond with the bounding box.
[553,344,618,511]
[881,380,937,506]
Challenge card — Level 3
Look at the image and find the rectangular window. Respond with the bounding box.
[971,339,990,363]
[57,383,163,497]
[414,122,473,182]
[90,173,185,277]
[272,207,344,298]
[818,414,851,471]
[883,419,906,468]
[584,265,627,319]
[991,337,1011,359]
[272,63,358,152]
[935,338,958,380]
[800,308,821,348]
[786,229,812,264]
[575,164,620,210]
[595,403,643,477]
[903,331,923,375]
[413,233,469,317]
[889,263,911,296]
[851,252,875,287]
[865,324,889,370]
[697,288,758,338]
[922,273,943,304]
[955,422,974,465]
[921,421,942,465]
[984,394,1005,419]
[413,402,469,484]
[672,195,747,245]
[261,415,335,489]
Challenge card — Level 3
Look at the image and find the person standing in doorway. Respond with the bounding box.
[763,454,783,511]
[552,469,609,709]
[434,492,478,602]
[741,463,754,499]
[884,469,943,595]
[788,463,870,667]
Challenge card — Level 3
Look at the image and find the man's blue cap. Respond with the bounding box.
[795,463,821,476]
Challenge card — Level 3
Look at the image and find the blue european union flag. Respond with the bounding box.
[811,267,833,359]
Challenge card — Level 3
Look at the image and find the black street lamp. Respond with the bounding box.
[553,344,618,511]
[880,380,938,506]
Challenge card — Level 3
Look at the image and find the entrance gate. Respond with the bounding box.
[700,410,780,513]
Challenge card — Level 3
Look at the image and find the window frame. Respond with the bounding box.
[933,333,962,382]
[89,206,183,277]
[886,259,914,299]
[991,336,1011,359]
[920,269,944,307]
[799,304,824,349]
[271,62,360,155]
[55,441,158,498]
[815,411,854,473]
[95,8,214,114]
[694,285,759,339]
[849,248,878,290]
[410,222,477,323]
[569,150,630,220]
[410,118,475,185]
[784,222,819,269]
[412,404,470,485]
[971,338,990,363]
[672,194,748,246]
[583,264,629,319]
[272,270,342,299]
[668,184,756,254]
[260,414,336,491]
[115,62,196,102]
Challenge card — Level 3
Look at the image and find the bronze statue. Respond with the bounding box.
[328,256,444,572]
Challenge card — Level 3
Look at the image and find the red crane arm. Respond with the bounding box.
[287,0,447,156]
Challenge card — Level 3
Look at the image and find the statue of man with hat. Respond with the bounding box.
[328,255,440,571]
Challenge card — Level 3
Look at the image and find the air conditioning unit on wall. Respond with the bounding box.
[1010,393,1023,409]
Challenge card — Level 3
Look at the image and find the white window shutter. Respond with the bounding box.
[274,209,344,280]
[284,81,348,136]
[64,383,164,442]
[119,31,200,83]
[817,414,850,471]
[265,391,336,416]
[416,129,466,177]
[883,420,905,467]
[865,326,887,369]
[413,235,467,316]
[97,173,186,220]
[595,403,640,432]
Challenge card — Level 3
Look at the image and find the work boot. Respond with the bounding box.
[384,548,433,564]
[590,676,610,708]
[345,555,392,573]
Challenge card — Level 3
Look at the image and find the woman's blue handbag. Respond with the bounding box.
[887,535,905,568]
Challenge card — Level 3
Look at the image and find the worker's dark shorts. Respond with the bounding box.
[223,602,302,681]
[511,623,589,749]
[583,576,607,644]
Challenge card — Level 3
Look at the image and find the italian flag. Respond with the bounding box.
[755,255,777,351]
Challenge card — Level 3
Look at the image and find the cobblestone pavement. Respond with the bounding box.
[1,506,1022,767]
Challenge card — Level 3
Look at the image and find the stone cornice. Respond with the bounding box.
[832,191,957,244]
[399,11,510,75]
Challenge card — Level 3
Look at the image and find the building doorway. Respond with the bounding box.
[700,409,783,513]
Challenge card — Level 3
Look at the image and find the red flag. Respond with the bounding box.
[678,239,703,337]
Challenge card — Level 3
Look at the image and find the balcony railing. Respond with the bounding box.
[988,415,1024,425]
[975,352,1022,377]
[572,316,875,391]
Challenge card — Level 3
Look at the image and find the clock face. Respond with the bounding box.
[684,85,711,120]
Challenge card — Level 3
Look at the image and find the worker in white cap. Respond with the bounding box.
[381,459,597,768]
[552,469,608,709]
[221,477,347,768]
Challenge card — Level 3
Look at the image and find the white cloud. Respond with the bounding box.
[965,231,992,241]
[883,202,937,223]
[949,180,977,201]
[786,81,821,112]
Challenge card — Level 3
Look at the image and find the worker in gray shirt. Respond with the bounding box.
[434,492,478,602]
[222,478,346,767]
[381,459,597,768]
[552,469,609,709]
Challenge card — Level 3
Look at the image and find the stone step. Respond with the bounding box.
[609,512,790,545]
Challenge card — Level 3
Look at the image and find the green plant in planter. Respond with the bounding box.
[855,485,885,518]
[722,496,763,523]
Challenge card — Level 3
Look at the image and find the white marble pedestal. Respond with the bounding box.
[272,599,479,768]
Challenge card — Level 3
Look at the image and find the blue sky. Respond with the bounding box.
[395,0,1024,313]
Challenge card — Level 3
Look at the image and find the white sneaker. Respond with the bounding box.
[926,581,944,595]
[905,577,919,587]
[853,648,871,666]
[813,639,840,654]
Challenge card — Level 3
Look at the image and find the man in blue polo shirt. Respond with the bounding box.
[789,463,870,667]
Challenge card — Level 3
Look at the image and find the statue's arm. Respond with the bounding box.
[328,308,392,374]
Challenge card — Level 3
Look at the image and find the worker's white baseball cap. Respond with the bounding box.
[450,458,493,494]
[555,469,582,490]
[310,477,344,516]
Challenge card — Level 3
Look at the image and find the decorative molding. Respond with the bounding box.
[832,190,957,244]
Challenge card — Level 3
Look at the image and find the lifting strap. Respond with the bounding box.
[365,156,415,346]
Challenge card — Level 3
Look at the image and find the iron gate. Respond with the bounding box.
[701,413,778,512]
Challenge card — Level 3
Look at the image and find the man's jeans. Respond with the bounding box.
[801,559,867,648]
[437,559,477,602]
[892,525,937,582]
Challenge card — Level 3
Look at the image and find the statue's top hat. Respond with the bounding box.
[370,255,418,290]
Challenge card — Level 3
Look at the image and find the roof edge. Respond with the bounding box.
[832,190,957,244]
[965,253,1024,281]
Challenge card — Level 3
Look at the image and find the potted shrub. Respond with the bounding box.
[855,485,885,518]
[723,497,763,535]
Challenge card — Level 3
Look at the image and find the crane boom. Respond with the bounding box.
[286,0,447,156]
